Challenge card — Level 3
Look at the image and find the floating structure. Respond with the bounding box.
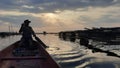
[59,27,120,45]
[58,27,120,58]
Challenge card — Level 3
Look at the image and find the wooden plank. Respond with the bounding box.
[0,57,46,61]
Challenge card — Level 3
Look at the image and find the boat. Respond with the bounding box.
[0,37,60,68]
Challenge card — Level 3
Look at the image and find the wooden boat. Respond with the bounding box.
[0,38,60,68]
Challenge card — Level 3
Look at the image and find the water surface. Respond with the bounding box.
[0,35,120,68]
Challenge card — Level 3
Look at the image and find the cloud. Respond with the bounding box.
[22,5,34,9]
[0,0,120,32]
[0,0,119,13]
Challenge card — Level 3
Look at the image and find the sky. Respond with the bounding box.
[0,0,120,32]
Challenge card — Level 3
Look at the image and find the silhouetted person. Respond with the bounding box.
[19,19,36,49]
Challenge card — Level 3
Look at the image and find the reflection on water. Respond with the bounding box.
[0,35,21,50]
[0,35,120,68]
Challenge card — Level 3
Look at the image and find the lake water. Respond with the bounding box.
[0,35,120,68]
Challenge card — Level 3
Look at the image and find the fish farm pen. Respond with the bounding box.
[59,27,120,45]
[58,27,120,58]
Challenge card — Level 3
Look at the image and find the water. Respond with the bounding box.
[0,35,120,68]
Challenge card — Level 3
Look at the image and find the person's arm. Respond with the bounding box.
[30,27,36,37]
[19,23,24,34]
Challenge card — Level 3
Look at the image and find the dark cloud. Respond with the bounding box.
[0,16,30,25]
[0,0,118,13]
[0,15,44,27]
[23,0,119,12]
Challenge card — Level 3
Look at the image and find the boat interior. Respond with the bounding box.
[0,41,46,68]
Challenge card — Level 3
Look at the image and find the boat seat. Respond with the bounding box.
[12,48,39,56]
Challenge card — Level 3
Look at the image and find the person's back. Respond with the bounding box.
[19,20,36,49]
[21,25,33,39]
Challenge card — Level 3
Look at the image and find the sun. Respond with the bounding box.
[46,13,56,18]
[42,13,58,24]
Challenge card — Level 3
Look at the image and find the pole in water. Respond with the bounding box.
[35,36,49,48]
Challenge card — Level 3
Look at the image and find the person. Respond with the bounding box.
[19,19,36,49]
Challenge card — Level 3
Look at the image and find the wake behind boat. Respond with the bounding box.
[0,40,60,68]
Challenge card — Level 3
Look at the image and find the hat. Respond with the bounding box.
[24,19,31,23]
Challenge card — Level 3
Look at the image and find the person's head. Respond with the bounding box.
[24,19,31,26]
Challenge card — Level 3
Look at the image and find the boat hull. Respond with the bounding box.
[0,41,60,68]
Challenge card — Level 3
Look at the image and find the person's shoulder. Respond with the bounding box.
[28,26,32,29]
[28,26,32,28]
